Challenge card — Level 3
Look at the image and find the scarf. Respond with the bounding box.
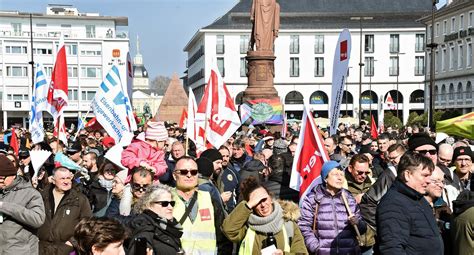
[144,210,183,239]
[248,202,284,234]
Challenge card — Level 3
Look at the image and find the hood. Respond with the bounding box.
[277,199,300,222]
[452,190,474,216]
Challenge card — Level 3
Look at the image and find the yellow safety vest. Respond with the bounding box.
[173,190,217,255]
[239,226,291,255]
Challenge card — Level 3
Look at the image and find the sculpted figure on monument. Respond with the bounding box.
[249,0,280,52]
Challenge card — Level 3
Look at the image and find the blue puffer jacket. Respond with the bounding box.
[298,184,366,255]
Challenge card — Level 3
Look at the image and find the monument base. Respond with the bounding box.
[243,50,279,102]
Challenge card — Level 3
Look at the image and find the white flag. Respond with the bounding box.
[29,63,50,144]
[187,88,198,142]
[91,65,133,145]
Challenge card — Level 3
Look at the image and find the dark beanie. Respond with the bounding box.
[453,146,473,161]
[408,133,437,151]
[0,154,18,176]
[200,149,222,162]
[197,157,214,178]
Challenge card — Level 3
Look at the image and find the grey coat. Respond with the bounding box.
[0,176,46,255]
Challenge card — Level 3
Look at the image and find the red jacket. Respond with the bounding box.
[121,139,167,178]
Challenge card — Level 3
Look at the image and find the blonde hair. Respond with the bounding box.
[133,184,173,214]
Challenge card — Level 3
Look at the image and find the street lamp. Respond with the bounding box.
[369,59,377,121]
[427,0,438,130]
[395,52,405,121]
[351,16,373,124]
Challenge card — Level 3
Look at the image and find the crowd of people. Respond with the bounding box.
[0,119,473,255]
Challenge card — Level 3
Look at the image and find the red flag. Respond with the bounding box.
[289,105,329,199]
[53,115,68,146]
[179,108,188,129]
[47,36,68,123]
[10,128,19,156]
[385,93,396,110]
[371,115,378,139]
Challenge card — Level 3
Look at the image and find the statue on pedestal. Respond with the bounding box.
[249,0,280,52]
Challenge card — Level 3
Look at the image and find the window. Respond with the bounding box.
[314,35,324,54]
[240,58,247,77]
[428,25,432,39]
[290,57,299,77]
[442,48,447,71]
[415,34,425,52]
[290,35,299,54]
[11,23,21,36]
[449,84,455,100]
[460,15,464,30]
[470,12,473,27]
[240,35,249,54]
[427,52,431,74]
[451,17,456,32]
[6,66,28,77]
[365,35,374,53]
[61,24,71,28]
[435,50,439,73]
[66,44,77,55]
[33,47,52,55]
[443,20,447,34]
[457,83,463,100]
[217,57,225,77]
[68,89,78,100]
[449,45,455,70]
[314,57,324,77]
[86,25,96,38]
[467,43,472,68]
[81,91,96,101]
[43,66,53,77]
[458,44,464,69]
[216,35,224,54]
[415,56,425,76]
[80,50,101,56]
[389,56,399,76]
[436,23,440,37]
[81,66,102,78]
[8,94,28,101]
[36,23,47,27]
[68,66,78,77]
[390,34,399,53]
[364,57,374,76]
[5,46,27,54]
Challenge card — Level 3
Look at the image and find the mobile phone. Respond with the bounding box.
[134,237,147,255]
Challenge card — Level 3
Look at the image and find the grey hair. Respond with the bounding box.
[133,184,173,214]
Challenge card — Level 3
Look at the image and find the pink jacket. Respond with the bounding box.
[121,139,167,178]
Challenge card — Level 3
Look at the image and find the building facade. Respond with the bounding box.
[0,4,129,129]
[184,0,434,124]
[421,0,474,115]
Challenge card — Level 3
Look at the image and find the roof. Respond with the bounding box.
[133,65,148,78]
[0,11,128,26]
[204,0,433,30]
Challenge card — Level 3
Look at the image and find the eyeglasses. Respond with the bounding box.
[152,200,176,207]
[175,169,198,176]
[341,143,353,147]
[415,149,437,155]
[356,171,371,176]
[131,183,150,192]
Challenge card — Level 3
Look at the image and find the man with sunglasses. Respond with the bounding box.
[407,132,438,165]
[0,154,45,255]
[344,154,373,204]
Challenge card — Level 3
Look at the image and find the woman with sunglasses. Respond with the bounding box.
[128,184,184,255]
[222,176,308,255]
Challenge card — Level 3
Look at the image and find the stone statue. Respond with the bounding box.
[249,0,280,52]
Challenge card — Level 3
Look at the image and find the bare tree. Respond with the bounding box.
[149,75,171,95]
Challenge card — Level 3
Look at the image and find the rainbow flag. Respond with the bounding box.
[239,98,283,125]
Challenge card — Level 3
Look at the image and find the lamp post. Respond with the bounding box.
[369,59,377,121]
[427,0,438,130]
[351,16,373,124]
[395,52,405,121]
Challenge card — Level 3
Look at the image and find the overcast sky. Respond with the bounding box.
[1,0,447,79]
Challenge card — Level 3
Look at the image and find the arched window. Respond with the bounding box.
[441,84,446,101]
[434,85,439,102]
[285,91,304,104]
[467,81,472,99]
[309,91,328,104]
[409,90,424,103]
[342,91,353,104]
[361,90,377,104]
[457,82,463,100]
[386,90,403,103]
[449,83,454,100]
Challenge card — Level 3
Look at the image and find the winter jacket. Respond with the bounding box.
[230,154,252,173]
[298,184,366,255]
[216,164,240,212]
[360,168,396,228]
[38,186,92,255]
[105,196,136,226]
[121,139,167,178]
[451,190,474,255]
[87,179,113,217]
[222,201,308,255]
[240,159,265,183]
[128,209,183,255]
[343,171,373,197]
[0,176,45,255]
[376,180,443,255]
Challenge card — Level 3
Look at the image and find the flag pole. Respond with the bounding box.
[185,134,189,156]
[73,107,91,141]
[341,191,363,244]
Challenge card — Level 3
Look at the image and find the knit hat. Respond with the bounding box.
[145,121,168,142]
[197,157,214,178]
[408,133,437,151]
[66,140,82,154]
[200,149,222,162]
[0,154,17,176]
[102,137,115,148]
[453,146,473,161]
[321,161,341,183]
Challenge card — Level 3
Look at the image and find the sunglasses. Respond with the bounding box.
[175,169,198,176]
[152,200,176,207]
[415,149,437,155]
[131,183,150,192]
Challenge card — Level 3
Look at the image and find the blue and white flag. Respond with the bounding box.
[91,65,132,145]
[77,116,85,131]
[29,63,50,144]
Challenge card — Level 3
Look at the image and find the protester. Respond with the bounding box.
[73,217,126,255]
[128,184,184,255]
[0,154,46,254]
[218,145,240,212]
[87,161,117,217]
[223,176,308,254]
[38,166,92,255]
[452,146,473,190]
[231,139,252,172]
[376,151,443,254]
[344,154,373,204]
[163,141,186,186]
[82,151,99,181]
[451,188,474,255]
[298,161,366,255]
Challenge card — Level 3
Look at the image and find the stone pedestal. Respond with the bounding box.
[243,50,279,101]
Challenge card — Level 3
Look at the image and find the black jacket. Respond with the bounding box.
[376,180,443,255]
[128,210,183,255]
[87,179,113,216]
